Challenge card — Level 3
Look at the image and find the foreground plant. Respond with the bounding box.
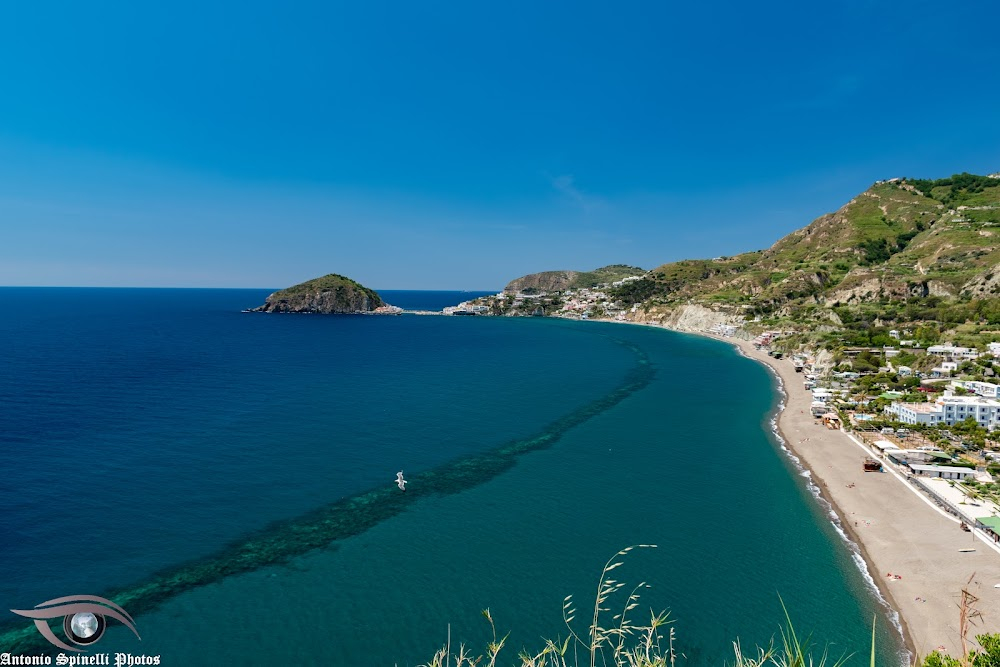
[920,577,1000,667]
[419,550,1000,667]
[421,544,670,667]
[419,545,876,667]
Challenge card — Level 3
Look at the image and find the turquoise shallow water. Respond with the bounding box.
[0,289,902,665]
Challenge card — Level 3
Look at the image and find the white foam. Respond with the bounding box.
[749,350,910,665]
[700,335,910,665]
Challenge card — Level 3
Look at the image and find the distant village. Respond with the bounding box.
[443,274,644,319]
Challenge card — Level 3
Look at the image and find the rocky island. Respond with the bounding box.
[248,273,399,314]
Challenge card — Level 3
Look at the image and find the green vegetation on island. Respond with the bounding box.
[250,273,387,314]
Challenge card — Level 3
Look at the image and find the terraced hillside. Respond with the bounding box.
[612,173,1000,324]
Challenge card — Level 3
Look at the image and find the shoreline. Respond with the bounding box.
[729,336,915,657]
[663,324,1000,661]
[434,310,997,658]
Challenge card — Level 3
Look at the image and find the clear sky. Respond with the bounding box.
[1,1,999,290]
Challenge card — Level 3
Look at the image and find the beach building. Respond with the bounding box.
[898,449,952,464]
[710,323,737,337]
[888,392,1000,429]
[908,464,976,480]
[882,448,907,463]
[887,401,943,426]
[870,439,897,453]
[975,516,1000,541]
[812,387,833,403]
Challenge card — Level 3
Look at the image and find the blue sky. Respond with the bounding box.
[1,1,999,289]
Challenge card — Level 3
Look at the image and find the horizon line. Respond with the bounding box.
[0,285,502,292]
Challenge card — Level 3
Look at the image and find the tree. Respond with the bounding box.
[915,325,941,345]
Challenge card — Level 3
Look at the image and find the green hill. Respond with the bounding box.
[251,273,385,314]
[609,173,1000,329]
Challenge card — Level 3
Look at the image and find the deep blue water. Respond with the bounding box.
[377,289,496,311]
[0,288,903,665]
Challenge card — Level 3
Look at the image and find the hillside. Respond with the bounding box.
[250,273,386,314]
[474,172,1000,346]
[609,173,1000,325]
[504,264,645,293]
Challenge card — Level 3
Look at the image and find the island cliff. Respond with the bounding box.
[250,274,386,314]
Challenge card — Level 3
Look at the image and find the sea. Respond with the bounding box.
[0,288,904,666]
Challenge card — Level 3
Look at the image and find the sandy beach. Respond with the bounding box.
[712,333,1000,660]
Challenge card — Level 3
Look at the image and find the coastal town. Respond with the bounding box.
[442,273,644,319]
[742,328,1000,536]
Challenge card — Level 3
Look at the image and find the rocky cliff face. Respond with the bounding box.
[504,271,580,293]
[663,304,743,331]
[625,304,744,331]
[503,265,647,294]
[250,274,385,314]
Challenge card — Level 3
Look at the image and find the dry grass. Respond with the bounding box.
[418,546,884,667]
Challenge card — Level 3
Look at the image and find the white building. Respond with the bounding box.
[888,392,1000,430]
[989,342,1000,357]
[908,464,977,480]
[932,361,958,377]
[888,401,945,426]
[927,344,979,360]
[611,276,644,287]
[709,323,737,336]
[812,388,833,402]
[939,394,1000,428]
[955,381,1000,399]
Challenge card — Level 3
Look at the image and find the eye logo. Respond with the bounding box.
[10,595,140,652]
